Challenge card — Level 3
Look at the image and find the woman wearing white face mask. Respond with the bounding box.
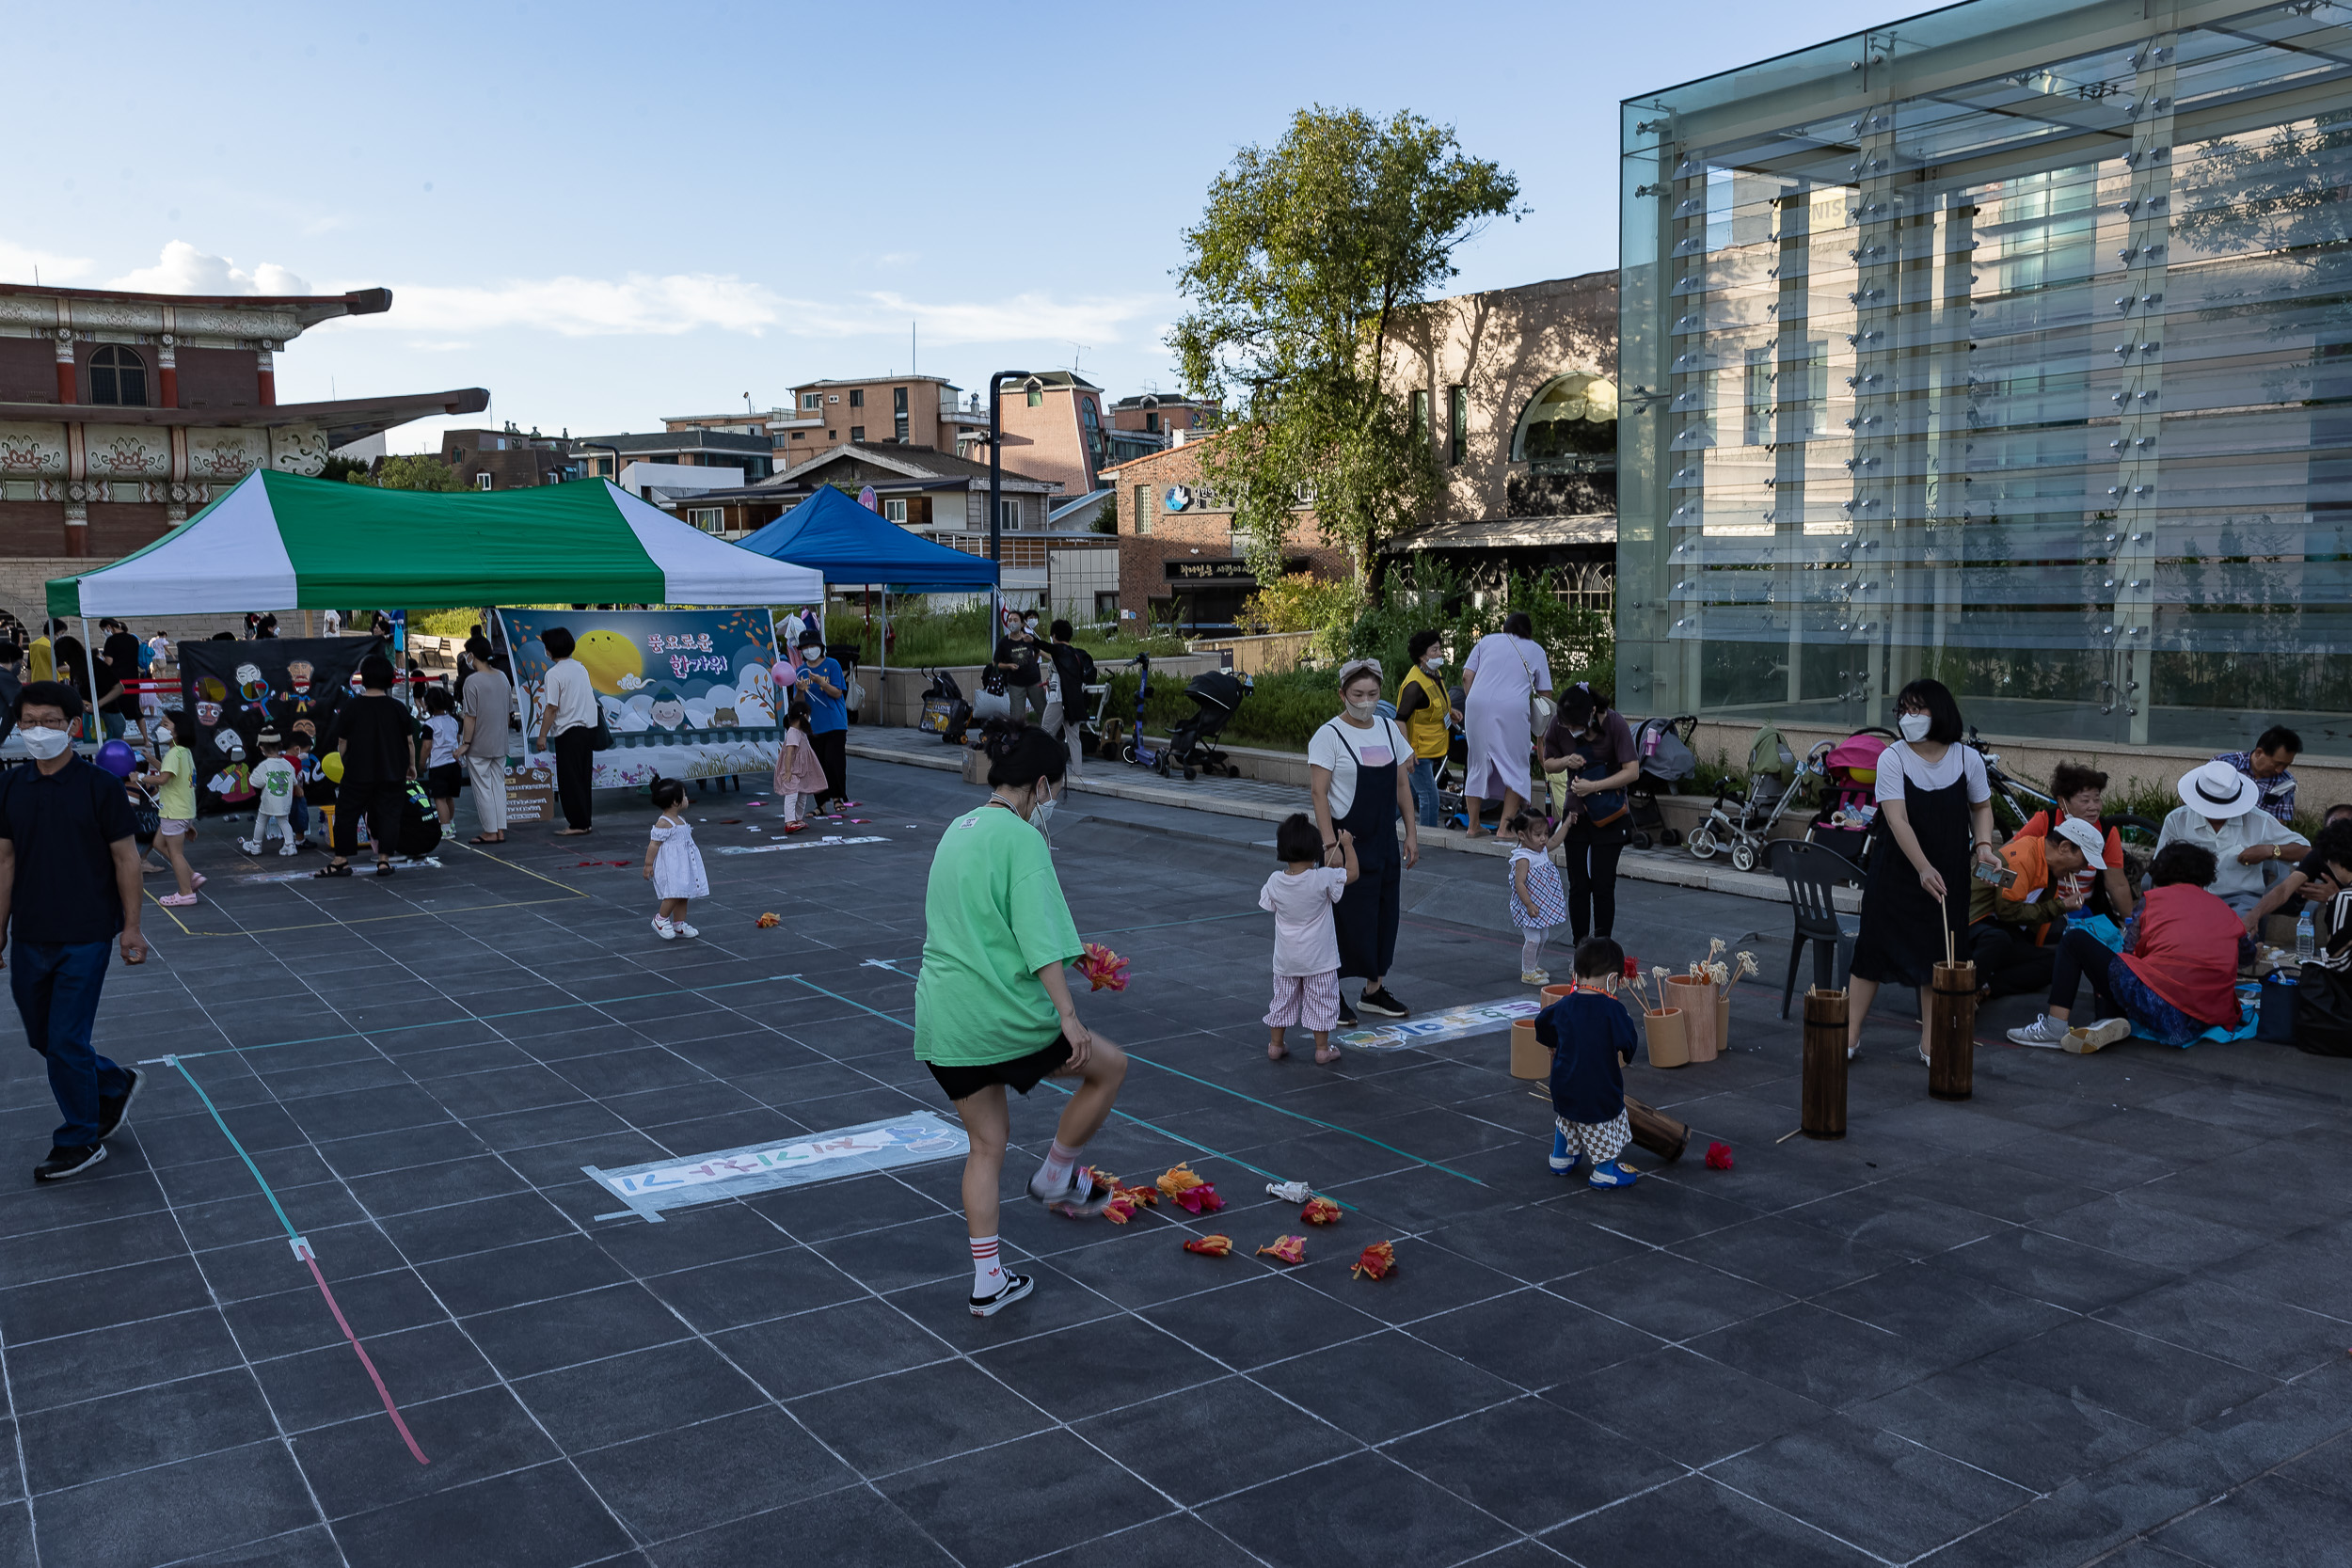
[1846,677,2001,1062]
[1393,630,1452,830]
[1310,658,1420,1025]
[914,727,1130,1318]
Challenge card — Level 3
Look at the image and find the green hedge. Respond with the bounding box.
[1098,666,1342,752]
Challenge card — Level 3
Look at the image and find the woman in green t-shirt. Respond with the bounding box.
[914,728,1129,1318]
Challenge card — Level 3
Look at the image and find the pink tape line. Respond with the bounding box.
[297,1243,430,1465]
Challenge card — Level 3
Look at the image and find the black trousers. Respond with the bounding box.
[331,783,405,860]
[1967,921,2059,998]
[811,728,848,806]
[2047,927,2123,1018]
[1562,820,1627,942]
[553,727,596,829]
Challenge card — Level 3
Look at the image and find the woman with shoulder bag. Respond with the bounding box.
[1309,658,1421,1026]
[1540,685,1640,942]
[1458,611,1553,841]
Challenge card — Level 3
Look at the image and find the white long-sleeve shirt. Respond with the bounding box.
[2154,805,2307,903]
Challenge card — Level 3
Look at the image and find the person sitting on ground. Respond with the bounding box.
[1535,937,1644,1189]
[2156,759,2308,917]
[2008,841,2251,1052]
[1966,816,2106,999]
[2234,800,2352,941]
[2014,762,2136,918]
[2217,725,2301,827]
[2285,820,2352,1056]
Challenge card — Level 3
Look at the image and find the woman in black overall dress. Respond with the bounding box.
[1310,659,1422,1027]
[1846,679,2002,1061]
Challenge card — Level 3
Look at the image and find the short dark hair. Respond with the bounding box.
[465,635,494,660]
[985,725,1068,788]
[1507,809,1546,835]
[422,687,453,714]
[540,626,576,660]
[2151,841,2219,889]
[2050,762,2107,801]
[1573,937,1625,981]
[1894,678,1964,745]
[358,655,397,689]
[1503,611,1534,639]
[2311,820,2352,881]
[2257,725,2302,757]
[1275,812,1324,863]
[1407,628,1442,661]
[649,777,686,810]
[2326,802,2352,826]
[15,679,82,721]
[1050,619,1073,641]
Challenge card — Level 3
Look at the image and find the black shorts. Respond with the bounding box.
[426,763,463,800]
[926,1034,1073,1101]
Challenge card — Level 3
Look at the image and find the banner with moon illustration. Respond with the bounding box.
[497,608,782,788]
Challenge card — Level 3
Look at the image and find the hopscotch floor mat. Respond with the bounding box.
[587,1112,968,1222]
[712,835,888,856]
[1335,995,1541,1053]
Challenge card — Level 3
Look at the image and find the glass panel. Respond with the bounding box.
[1622,0,2352,755]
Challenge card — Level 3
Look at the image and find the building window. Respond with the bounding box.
[828,429,838,440]
[1510,373,1620,467]
[474,472,493,490]
[894,387,909,442]
[1448,385,1468,466]
[88,345,148,407]
[790,430,804,440]
[850,426,866,442]
[801,391,824,410]
[689,507,723,532]
[1094,591,1119,621]
[1411,388,1430,444]
[1145,411,1159,434]
[849,389,865,408]
[883,499,908,523]
[1026,388,1043,407]
[1134,483,1150,535]
[999,499,1022,530]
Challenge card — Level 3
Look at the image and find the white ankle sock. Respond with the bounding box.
[1038,1139,1080,1191]
[970,1235,1004,1295]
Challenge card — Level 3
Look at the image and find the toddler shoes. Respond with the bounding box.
[652,916,676,941]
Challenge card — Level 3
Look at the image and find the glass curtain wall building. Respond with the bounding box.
[1620,0,2352,755]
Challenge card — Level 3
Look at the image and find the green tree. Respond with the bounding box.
[353,453,466,492]
[1170,106,1522,581]
[317,452,372,483]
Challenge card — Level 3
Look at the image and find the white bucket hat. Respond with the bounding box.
[2050,815,2111,868]
[2177,759,2258,819]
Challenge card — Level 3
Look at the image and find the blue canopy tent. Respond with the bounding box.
[735,483,1000,679]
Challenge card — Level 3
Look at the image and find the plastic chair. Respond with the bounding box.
[1772,840,1865,1017]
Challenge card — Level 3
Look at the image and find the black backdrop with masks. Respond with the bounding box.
[175,637,385,816]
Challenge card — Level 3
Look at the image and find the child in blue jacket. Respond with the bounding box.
[1533,937,1644,1189]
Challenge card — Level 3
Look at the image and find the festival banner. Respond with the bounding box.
[174,637,386,815]
[498,608,781,788]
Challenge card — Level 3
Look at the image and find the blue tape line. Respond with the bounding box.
[166,1056,300,1243]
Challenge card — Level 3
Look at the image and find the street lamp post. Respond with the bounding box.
[985,370,1025,632]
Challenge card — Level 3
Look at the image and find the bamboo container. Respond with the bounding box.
[1929,960,1977,1101]
[1802,987,1849,1139]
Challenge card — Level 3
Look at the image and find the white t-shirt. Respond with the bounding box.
[540,657,598,736]
[1872,740,1991,805]
[249,756,298,816]
[1309,716,1407,820]
[1260,866,1347,976]
[425,713,460,768]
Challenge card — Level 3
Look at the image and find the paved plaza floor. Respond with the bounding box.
[1,754,2347,1568]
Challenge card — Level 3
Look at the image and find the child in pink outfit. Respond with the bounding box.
[772,705,828,833]
[1261,812,1359,1065]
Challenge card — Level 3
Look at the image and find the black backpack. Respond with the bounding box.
[397,780,442,858]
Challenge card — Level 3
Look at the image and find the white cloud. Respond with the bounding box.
[108,241,310,296]
[854,290,1164,346]
[0,241,95,285]
[383,274,787,338]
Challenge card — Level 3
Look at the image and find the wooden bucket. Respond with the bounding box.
[1624,1094,1689,1164]
[1509,1018,1549,1080]
[1929,959,1977,1101]
[1645,1006,1689,1069]
[1667,975,1718,1062]
[1801,987,1849,1139]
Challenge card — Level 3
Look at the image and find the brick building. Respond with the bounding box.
[1109,392,1212,438]
[776,375,987,461]
[437,424,581,490]
[1099,436,1349,632]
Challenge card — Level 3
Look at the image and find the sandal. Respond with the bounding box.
[313,863,352,879]
[374,861,396,877]
[469,833,504,845]
[1267,1041,1289,1061]
[1316,1044,1343,1065]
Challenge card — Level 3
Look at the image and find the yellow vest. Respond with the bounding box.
[1399,666,1450,760]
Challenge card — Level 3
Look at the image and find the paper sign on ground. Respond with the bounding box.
[585,1112,967,1221]
[712,835,887,856]
[1334,996,1540,1053]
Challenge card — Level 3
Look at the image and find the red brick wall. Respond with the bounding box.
[1105,441,1349,620]
[0,340,57,404]
[174,346,261,411]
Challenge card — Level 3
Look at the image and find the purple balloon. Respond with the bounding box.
[95,739,138,779]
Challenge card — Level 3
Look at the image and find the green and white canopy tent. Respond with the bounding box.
[45,468,824,617]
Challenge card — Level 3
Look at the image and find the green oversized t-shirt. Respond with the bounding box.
[914,804,1083,1066]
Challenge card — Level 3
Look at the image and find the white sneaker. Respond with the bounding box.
[278,843,299,856]
[1522,970,1551,986]
[674,922,699,939]
[238,840,260,855]
[652,917,676,941]
[2065,1018,2132,1053]
[2006,1014,2072,1049]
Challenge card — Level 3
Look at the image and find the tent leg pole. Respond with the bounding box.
[879,590,887,722]
[79,613,97,740]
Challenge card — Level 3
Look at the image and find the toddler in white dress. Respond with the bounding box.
[643,778,709,940]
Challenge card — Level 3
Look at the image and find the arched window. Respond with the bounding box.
[89,345,148,407]
[1510,373,1617,466]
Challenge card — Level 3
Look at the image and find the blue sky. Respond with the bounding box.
[4,0,1899,451]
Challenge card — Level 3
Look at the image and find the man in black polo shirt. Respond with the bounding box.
[0,681,149,1181]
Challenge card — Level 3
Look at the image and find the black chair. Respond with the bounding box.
[1772,840,1865,1017]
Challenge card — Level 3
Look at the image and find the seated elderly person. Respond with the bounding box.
[2008,841,2251,1052]
[2156,759,2309,918]
[2216,725,2301,827]
[1966,816,2107,998]
[2013,762,2136,918]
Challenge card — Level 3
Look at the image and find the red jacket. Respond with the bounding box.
[2122,883,2245,1028]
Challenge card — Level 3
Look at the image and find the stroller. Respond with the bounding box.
[1154,669,1251,780]
[1627,714,1697,850]
[1687,736,1833,874]
[917,668,971,744]
[1804,728,1893,863]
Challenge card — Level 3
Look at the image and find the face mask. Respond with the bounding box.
[1030,790,1057,833]
[1344,698,1379,721]
[1423,657,1443,673]
[1024,619,1039,633]
[1899,712,1932,743]
[19,727,71,760]
[155,728,175,747]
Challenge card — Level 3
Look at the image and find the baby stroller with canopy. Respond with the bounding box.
[1627,714,1697,850]
[1156,669,1251,780]
[1804,728,1894,864]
